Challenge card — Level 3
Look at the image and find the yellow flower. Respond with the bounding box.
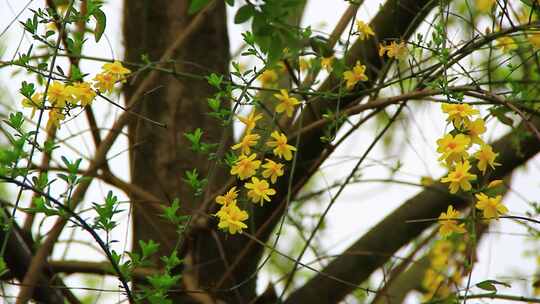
[258,69,278,87]
[378,43,387,57]
[238,111,263,133]
[441,160,477,194]
[261,159,284,183]
[436,134,470,165]
[355,20,375,40]
[476,0,495,13]
[343,61,368,90]
[67,82,96,106]
[244,177,276,205]
[232,133,260,155]
[266,131,297,161]
[216,202,248,234]
[474,144,500,174]
[487,179,503,189]
[528,33,540,48]
[496,36,517,53]
[22,93,44,118]
[517,7,537,24]
[215,186,238,206]
[46,22,57,32]
[47,81,70,108]
[431,240,459,269]
[102,60,131,82]
[93,72,116,93]
[422,269,446,298]
[379,41,408,59]
[299,58,310,71]
[475,193,508,219]
[230,154,261,180]
[438,205,466,238]
[274,89,301,117]
[441,103,479,127]
[321,56,334,72]
[46,108,65,131]
[431,240,453,268]
[464,118,486,145]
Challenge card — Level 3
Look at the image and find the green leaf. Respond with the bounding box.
[7,112,25,130]
[162,199,181,223]
[70,64,84,82]
[206,73,223,88]
[234,5,254,24]
[161,250,183,271]
[476,279,511,292]
[139,239,160,259]
[184,128,203,151]
[0,257,8,277]
[19,81,35,99]
[267,34,283,64]
[207,97,220,112]
[489,107,514,127]
[92,9,106,42]
[188,0,210,15]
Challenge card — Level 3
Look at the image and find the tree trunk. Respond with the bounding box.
[123,1,241,302]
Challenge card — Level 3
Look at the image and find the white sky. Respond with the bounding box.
[0,0,539,303]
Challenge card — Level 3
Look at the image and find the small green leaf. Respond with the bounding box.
[188,0,210,15]
[139,239,160,259]
[0,257,8,277]
[489,107,514,127]
[92,9,106,42]
[476,279,511,292]
[70,64,84,82]
[7,112,25,130]
[19,81,35,99]
[234,5,254,24]
[161,250,183,271]
[206,73,223,88]
[148,273,181,290]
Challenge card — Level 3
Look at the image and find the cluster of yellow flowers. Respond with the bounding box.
[215,92,299,234]
[21,61,131,130]
[338,20,375,90]
[422,239,465,300]
[436,102,508,238]
[379,41,408,59]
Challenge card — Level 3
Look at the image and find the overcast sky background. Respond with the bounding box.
[0,0,539,303]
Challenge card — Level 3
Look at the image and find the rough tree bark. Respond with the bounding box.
[122,0,246,302]
[119,0,540,303]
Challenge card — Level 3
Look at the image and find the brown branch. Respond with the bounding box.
[49,260,159,280]
[283,118,540,303]
[291,86,472,139]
